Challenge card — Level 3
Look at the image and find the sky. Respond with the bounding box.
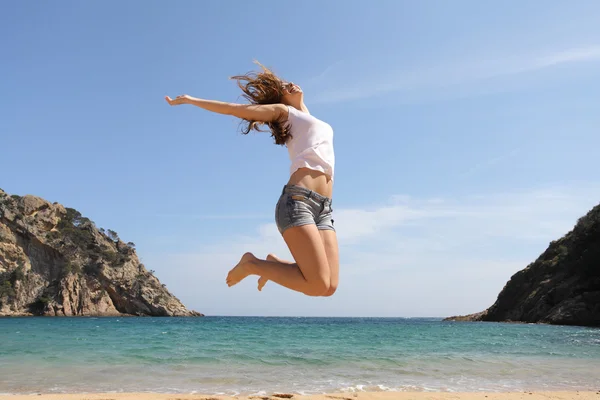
[1,1,600,317]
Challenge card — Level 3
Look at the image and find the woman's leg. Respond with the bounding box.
[226,223,331,296]
[256,229,339,296]
[319,229,339,296]
[257,254,291,291]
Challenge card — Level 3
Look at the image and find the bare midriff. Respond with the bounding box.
[287,167,333,199]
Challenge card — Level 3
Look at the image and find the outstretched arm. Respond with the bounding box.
[165,95,287,123]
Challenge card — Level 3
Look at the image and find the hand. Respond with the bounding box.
[165,94,192,106]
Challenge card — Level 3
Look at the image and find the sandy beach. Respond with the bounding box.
[1,392,599,400]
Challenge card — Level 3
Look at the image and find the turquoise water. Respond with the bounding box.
[1,317,599,395]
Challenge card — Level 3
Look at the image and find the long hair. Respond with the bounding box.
[230,61,292,145]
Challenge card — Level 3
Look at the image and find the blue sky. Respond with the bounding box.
[2,1,600,317]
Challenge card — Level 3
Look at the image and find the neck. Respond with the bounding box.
[289,100,310,114]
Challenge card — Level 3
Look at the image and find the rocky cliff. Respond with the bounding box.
[0,188,202,317]
[446,203,600,327]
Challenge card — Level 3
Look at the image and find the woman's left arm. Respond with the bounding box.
[165,95,286,123]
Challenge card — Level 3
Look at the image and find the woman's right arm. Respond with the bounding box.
[165,95,287,123]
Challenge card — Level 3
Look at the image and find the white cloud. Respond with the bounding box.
[149,183,600,317]
[312,45,600,104]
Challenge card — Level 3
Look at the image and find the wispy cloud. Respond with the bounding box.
[457,147,522,179]
[306,60,345,86]
[312,45,600,104]
[527,46,600,71]
[149,183,600,317]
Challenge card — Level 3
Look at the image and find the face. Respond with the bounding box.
[281,81,304,105]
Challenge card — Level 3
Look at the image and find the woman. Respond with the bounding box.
[165,62,338,297]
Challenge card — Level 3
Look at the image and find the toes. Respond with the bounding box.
[226,272,235,286]
[257,277,267,291]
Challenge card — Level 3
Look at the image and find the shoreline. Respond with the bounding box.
[1,392,599,400]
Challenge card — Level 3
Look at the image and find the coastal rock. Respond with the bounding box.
[445,202,600,327]
[0,188,203,317]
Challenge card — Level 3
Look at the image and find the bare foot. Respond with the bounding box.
[257,276,268,291]
[258,253,294,291]
[257,254,279,291]
[226,252,256,287]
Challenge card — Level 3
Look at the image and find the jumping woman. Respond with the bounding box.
[165,62,338,297]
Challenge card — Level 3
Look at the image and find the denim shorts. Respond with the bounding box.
[275,184,335,234]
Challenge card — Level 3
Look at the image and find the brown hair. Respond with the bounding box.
[230,61,291,145]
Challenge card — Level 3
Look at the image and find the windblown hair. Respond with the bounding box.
[230,61,292,145]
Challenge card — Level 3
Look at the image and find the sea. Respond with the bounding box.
[1,317,599,395]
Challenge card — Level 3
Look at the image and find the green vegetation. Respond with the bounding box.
[61,262,82,277]
[28,295,52,315]
[0,266,26,307]
[153,294,166,304]
[1,197,150,314]
[577,215,592,229]
[0,266,26,296]
[6,198,134,273]
[0,281,15,298]
[56,208,96,250]
[11,266,25,283]
[49,206,133,270]
[557,245,568,257]
[59,207,94,229]
[1,191,14,207]
[107,229,119,242]
[46,231,59,240]
[84,263,103,276]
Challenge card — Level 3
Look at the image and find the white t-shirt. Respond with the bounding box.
[285,105,335,181]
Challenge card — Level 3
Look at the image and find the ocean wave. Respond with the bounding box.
[2,317,600,395]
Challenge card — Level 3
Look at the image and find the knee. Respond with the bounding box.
[304,276,330,297]
[321,282,338,297]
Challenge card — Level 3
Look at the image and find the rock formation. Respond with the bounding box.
[446,203,600,327]
[0,188,202,317]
